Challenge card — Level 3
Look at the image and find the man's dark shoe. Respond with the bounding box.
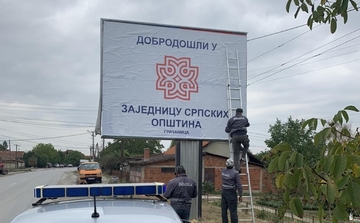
[238,168,242,174]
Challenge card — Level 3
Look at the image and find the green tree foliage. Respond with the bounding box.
[265,106,360,222]
[23,151,36,167]
[101,153,121,174]
[254,150,271,165]
[57,150,65,164]
[2,141,8,149]
[99,139,164,173]
[28,156,37,167]
[285,0,358,33]
[64,150,84,166]
[0,141,8,151]
[31,143,60,167]
[37,154,49,168]
[101,139,163,157]
[202,181,215,202]
[265,117,320,166]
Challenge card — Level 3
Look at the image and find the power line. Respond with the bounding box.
[248,28,360,85]
[0,101,96,109]
[247,24,307,42]
[0,103,97,112]
[247,2,359,43]
[248,25,320,63]
[10,132,89,142]
[248,42,360,74]
[250,57,360,85]
[0,115,94,125]
[0,127,89,146]
[0,119,94,128]
[248,28,360,81]
[248,47,360,79]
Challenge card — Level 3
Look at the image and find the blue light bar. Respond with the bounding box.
[34,182,166,199]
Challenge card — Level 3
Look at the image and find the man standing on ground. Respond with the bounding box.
[221,158,243,223]
[225,108,250,172]
[164,165,197,222]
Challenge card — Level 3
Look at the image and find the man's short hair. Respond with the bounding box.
[236,108,243,113]
[175,165,186,174]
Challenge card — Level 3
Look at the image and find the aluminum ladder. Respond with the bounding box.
[226,49,255,223]
[225,49,243,159]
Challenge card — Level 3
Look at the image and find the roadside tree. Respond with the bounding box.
[64,150,84,166]
[265,106,360,222]
[265,117,320,166]
[286,0,359,33]
[0,140,8,151]
[101,153,121,174]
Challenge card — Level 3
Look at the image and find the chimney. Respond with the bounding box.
[144,148,150,161]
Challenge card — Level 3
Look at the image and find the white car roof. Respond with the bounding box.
[11,182,183,223]
[11,199,182,223]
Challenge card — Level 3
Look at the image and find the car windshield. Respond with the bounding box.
[80,163,99,170]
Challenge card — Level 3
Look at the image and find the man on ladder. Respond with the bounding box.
[225,108,250,173]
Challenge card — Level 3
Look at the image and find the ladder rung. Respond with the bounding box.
[226,51,254,222]
[227,57,237,60]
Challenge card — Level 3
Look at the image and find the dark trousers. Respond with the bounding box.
[221,189,238,223]
[175,209,190,222]
[232,135,250,171]
[172,203,191,222]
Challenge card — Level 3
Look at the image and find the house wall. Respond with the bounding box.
[203,154,276,192]
[129,159,175,184]
[129,154,276,193]
[2,161,25,169]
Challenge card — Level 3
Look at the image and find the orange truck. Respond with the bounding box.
[77,162,102,184]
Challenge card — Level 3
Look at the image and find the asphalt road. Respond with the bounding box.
[0,167,77,223]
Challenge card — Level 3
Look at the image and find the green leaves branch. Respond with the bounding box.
[286,0,359,33]
[265,105,360,222]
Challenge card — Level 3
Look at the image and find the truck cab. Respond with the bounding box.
[77,162,102,184]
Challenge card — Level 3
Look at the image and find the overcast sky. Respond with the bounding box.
[1,0,359,156]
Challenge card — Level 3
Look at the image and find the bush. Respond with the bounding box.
[202,181,215,202]
[256,209,268,220]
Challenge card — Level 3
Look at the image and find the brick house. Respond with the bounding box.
[0,150,25,169]
[127,142,275,193]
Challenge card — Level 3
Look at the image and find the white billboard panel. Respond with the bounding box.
[98,19,247,140]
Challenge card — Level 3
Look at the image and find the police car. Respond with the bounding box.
[10,182,183,223]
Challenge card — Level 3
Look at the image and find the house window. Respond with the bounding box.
[161,167,175,173]
[204,168,215,184]
[130,166,141,172]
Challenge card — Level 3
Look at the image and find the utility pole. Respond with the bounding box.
[102,138,105,153]
[90,131,95,161]
[8,140,11,155]
[14,144,20,169]
[119,139,125,182]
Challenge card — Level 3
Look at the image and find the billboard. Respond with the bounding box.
[96,19,247,140]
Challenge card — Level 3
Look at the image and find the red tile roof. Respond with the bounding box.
[163,141,210,155]
[0,150,25,161]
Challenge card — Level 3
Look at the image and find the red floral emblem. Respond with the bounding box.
[156,56,199,100]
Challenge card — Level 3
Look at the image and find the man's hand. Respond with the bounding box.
[238,196,242,203]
